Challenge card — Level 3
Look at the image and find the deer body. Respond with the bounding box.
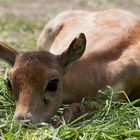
[0,9,140,123]
[38,9,140,103]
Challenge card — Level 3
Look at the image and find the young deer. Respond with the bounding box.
[0,9,140,124]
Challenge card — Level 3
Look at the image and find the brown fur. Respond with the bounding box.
[41,9,140,103]
[0,9,140,123]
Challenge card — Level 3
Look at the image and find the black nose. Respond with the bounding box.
[14,114,24,120]
[14,114,31,121]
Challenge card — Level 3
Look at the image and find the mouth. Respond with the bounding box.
[31,115,52,124]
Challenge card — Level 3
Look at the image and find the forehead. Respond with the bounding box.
[16,51,57,66]
[10,51,59,79]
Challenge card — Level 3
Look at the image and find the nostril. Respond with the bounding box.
[14,114,25,120]
[14,113,32,122]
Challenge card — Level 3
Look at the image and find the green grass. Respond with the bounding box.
[0,78,140,140]
[0,13,47,51]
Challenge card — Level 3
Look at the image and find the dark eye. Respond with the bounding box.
[46,79,59,92]
[5,78,12,90]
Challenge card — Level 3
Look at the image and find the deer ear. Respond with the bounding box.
[59,33,86,67]
[0,41,19,65]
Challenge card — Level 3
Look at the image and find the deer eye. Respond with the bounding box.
[46,79,59,92]
[5,78,12,90]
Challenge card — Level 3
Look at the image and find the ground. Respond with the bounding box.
[0,0,140,18]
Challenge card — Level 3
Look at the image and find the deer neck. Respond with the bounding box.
[61,58,105,104]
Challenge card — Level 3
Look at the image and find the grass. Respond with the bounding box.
[0,5,140,140]
[0,78,140,140]
[0,13,46,51]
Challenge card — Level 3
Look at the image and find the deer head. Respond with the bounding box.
[0,33,86,123]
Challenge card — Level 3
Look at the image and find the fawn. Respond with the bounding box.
[0,9,140,123]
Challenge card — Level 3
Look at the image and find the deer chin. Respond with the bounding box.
[34,111,57,124]
[30,116,52,124]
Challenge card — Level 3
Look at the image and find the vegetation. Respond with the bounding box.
[0,78,140,140]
